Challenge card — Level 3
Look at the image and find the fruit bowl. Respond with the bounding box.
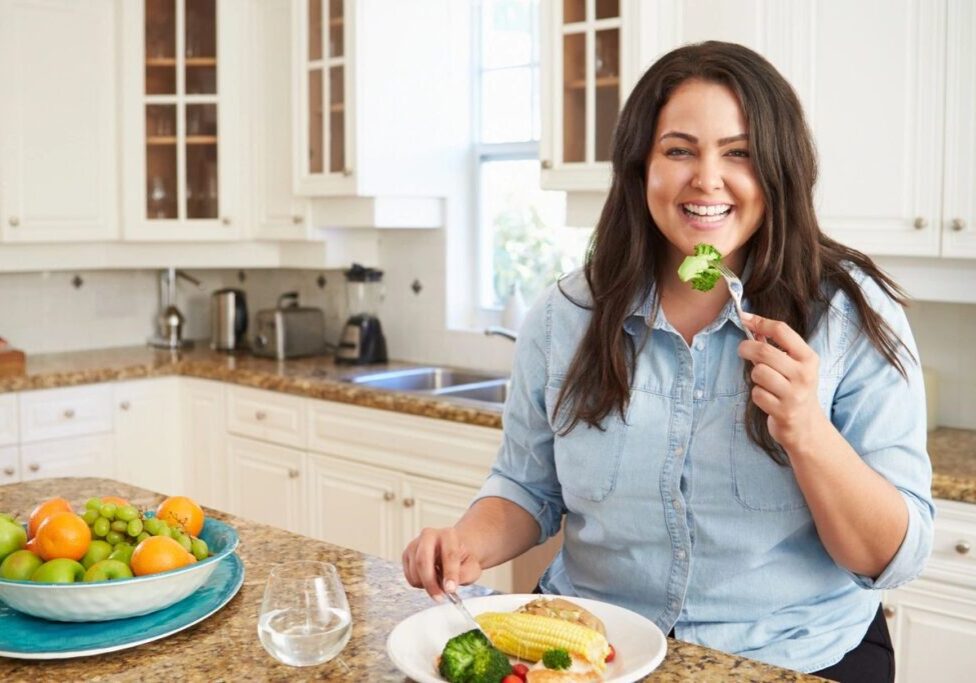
[0,516,239,622]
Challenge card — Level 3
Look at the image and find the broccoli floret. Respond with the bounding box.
[677,243,723,292]
[542,648,572,670]
[439,629,511,683]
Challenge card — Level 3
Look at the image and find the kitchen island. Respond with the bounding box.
[0,478,821,682]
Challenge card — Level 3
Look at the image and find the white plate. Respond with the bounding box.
[386,594,667,683]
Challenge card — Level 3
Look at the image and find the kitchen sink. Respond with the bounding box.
[432,379,510,404]
[341,367,510,407]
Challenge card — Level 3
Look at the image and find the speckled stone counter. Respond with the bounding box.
[1,346,974,504]
[0,478,821,682]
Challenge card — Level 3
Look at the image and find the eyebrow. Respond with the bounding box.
[659,131,749,146]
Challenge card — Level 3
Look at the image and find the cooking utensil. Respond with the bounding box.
[716,263,755,341]
[444,589,485,635]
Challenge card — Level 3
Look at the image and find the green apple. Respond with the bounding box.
[0,549,43,581]
[83,559,133,582]
[0,512,17,524]
[107,544,134,565]
[0,517,27,563]
[80,540,114,569]
[31,558,86,583]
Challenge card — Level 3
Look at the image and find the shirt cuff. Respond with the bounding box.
[474,473,560,545]
[848,490,932,590]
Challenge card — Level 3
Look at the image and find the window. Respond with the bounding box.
[475,0,591,310]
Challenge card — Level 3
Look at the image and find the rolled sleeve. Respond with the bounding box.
[472,286,565,544]
[831,275,935,589]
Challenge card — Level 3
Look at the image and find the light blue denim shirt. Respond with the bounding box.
[475,266,934,673]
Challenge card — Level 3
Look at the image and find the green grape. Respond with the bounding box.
[111,520,128,533]
[82,509,100,526]
[126,518,143,537]
[136,531,150,543]
[116,505,139,522]
[105,530,123,545]
[190,538,209,561]
[155,524,173,539]
[85,497,102,511]
[92,517,111,537]
[143,518,163,535]
[99,503,117,520]
[174,532,192,553]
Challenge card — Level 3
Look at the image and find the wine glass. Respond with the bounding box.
[257,561,352,667]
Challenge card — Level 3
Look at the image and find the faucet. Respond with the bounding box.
[484,326,518,342]
[149,268,202,349]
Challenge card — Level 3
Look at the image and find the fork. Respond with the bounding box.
[716,263,756,341]
[444,588,486,635]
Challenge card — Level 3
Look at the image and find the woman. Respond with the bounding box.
[402,41,933,681]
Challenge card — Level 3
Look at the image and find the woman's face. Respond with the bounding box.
[645,79,765,270]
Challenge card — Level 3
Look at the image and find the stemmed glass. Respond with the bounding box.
[257,561,352,667]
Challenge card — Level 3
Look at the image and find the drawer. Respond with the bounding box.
[20,434,114,481]
[0,445,19,484]
[0,394,17,446]
[227,386,306,449]
[19,384,113,443]
[930,500,976,573]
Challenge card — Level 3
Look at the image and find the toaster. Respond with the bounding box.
[251,293,327,359]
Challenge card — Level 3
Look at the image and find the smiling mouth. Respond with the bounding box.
[681,203,734,223]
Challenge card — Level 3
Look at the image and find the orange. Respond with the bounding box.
[130,536,196,576]
[100,496,129,507]
[34,511,91,561]
[28,497,72,539]
[156,496,205,537]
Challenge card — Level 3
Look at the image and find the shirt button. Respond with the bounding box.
[670,599,679,610]
[693,389,703,399]
[694,341,704,351]
[675,549,687,560]
[672,499,681,510]
[674,446,684,456]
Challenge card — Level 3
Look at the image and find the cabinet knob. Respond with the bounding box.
[288,468,300,479]
[292,214,304,224]
[221,216,231,225]
[883,605,895,619]
[913,216,928,230]
[63,408,75,419]
[540,160,552,170]
[342,168,353,177]
[955,540,971,555]
[8,216,19,227]
[951,218,966,232]
[383,491,395,502]
[402,497,415,508]
[255,410,267,421]
[120,401,131,411]
[2,467,13,476]
[28,463,40,472]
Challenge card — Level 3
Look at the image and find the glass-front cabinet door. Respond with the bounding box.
[293,0,355,196]
[540,0,627,192]
[123,0,241,239]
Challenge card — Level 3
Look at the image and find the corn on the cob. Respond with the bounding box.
[474,611,610,669]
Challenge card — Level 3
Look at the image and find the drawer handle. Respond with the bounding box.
[883,605,895,619]
[383,491,395,502]
[28,463,39,472]
[913,216,928,230]
[288,468,299,479]
[402,497,415,508]
[956,540,971,555]
[3,467,13,476]
[255,410,267,421]
[120,401,131,411]
[63,408,76,419]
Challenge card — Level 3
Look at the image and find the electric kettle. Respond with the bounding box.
[211,288,248,351]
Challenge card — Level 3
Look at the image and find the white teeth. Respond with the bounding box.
[682,203,732,216]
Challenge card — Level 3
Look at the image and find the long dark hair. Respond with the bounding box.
[555,41,911,465]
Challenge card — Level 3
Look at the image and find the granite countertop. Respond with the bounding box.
[1,346,974,504]
[0,478,822,682]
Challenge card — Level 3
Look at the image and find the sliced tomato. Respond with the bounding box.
[605,644,616,663]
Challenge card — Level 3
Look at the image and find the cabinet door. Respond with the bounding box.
[121,0,243,240]
[226,435,306,534]
[306,452,400,561]
[0,446,19,485]
[114,379,181,495]
[0,394,17,447]
[0,0,117,242]
[254,0,307,238]
[401,475,512,594]
[181,379,226,509]
[20,434,114,481]
[942,0,976,258]
[885,579,976,683]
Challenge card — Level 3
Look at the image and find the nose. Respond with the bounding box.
[691,156,724,191]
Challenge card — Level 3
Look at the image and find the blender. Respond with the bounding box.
[336,264,388,364]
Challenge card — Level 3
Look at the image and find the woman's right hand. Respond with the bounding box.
[401,526,484,600]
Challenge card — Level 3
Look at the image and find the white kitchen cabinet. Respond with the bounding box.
[0,446,18,484]
[290,0,450,228]
[20,434,114,482]
[120,0,246,240]
[0,0,117,242]
[0,394,17,446]
[226,434,306,534]
[226,385,307,451]
[181,378,226,510]
[113,378,181,496]
[18,384,113,444]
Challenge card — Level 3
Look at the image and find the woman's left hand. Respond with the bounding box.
[737,313,829,454]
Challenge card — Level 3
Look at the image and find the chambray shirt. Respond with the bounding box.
[475,266,934,673]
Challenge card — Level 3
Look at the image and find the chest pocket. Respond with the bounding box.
[730,402,808,512]
[545,385,627,502]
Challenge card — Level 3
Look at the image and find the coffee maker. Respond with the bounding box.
[336,264,387,364]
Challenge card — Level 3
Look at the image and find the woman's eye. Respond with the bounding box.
[665,148,691,157]
[727,149,750,158]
